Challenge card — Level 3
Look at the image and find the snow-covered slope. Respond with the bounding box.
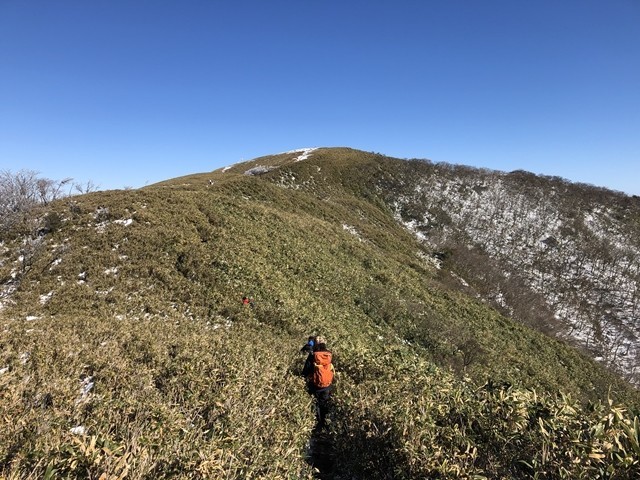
[388,162,640,382]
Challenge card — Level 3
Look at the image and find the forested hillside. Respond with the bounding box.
[380,159,640,383]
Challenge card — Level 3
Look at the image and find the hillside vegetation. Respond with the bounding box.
[376,157,640,384]
[1,148,639,478]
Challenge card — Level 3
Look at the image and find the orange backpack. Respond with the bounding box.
[311,351,334,388]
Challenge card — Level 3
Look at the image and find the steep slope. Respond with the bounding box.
[370,159,640,383]
[247,148,640,381]
[1,147,639,478]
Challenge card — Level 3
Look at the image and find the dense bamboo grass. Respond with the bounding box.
[1,148,638,478]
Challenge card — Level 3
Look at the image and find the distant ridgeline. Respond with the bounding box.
[1,147,639,478]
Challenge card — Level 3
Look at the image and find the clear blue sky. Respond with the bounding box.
[1,1,639,194]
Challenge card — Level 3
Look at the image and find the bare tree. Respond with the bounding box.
[37,176,73,204]
[1,169,39,232]
[0,169,73,233]
[73,180,99,195]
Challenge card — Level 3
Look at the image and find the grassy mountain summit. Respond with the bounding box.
[1,147,639,478]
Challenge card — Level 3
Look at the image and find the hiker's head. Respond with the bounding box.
[301,336,316,353]
[313,335,328,351]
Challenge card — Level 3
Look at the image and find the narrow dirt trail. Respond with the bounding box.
[306,425,335,478]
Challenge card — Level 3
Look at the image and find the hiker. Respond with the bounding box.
[301,336,316,381]
[302,335,334,429]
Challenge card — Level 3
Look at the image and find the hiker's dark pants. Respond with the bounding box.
[312,385,333,426]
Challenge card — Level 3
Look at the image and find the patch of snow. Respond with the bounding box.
[104,267,118,275]
[39,291,54,305]
[49,258,62,270]
[0,367,8,375]
[292,147,318,162]
[282,147,308,154]
[493,292,508,308]
[76,376,94,403]
[20,352,30,364]
[244,165,276,176]
[450,272,468,286]
[113,218,133,227]
[342,224,363,241]
[400,219,428,242]
[93,206,109,218]
[26,316,40,321]
[212,317,233,330]
[0,281,17,311]
[70,426,86,435]
[417,251,442,270]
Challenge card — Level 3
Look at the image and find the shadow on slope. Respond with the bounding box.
[305,425,336,479]
[324,402,413,480]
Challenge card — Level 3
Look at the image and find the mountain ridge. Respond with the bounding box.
[1,147,639,478]
[218,147,640,382]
